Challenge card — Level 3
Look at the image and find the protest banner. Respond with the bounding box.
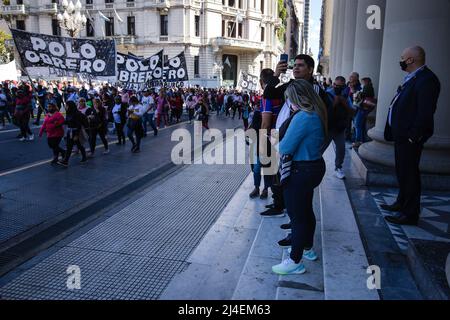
[10,29,116,77]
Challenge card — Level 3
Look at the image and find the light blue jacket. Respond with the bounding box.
[279,111,325,161]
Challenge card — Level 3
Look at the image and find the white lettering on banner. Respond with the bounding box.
[126,59,139,72]
[169,57,181,68]
[65,42,81,59]
[138,60,149,72]
[177,68,186,79]
[80,43,96,59]
[117,54,125,65]
[119,70,129,82]
[66,58,78,69]
[25,51,40,63]
[129,72,138,83]
[40,53,52,65]
[153,67,162,78]
[52,57,66,69]
[30,36,45,51]
[80,60,92,73]
[150,55,159,69]
[168,70,177,80]
[49,42,65,57]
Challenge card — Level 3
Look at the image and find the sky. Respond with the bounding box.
[308,0,323,64]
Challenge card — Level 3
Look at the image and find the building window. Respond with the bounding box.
[16,20,25,30]
[222,20,225,37]
[86,0,93,4]
[227,21,236,38]
[238,0,243,9]
[194,56,200,78]
[238,22,243,38]
[228,0,235,7]
[222,54,238,87]
[52,19,61,36]
[105,17,114,36]
[195,15,200,37]
[160,14,168,36]
[261,27,265,42]
[127,16,135,36]
[260,61,263,72]
[17,0,24,4]
[86,18,94,37]
[105,0,114,3]
[261,0,264,14]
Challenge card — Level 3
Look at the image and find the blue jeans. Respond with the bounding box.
[283,159,326,263]
[354,109,368,143]
[252,157,273,189]
[142,113,157,135]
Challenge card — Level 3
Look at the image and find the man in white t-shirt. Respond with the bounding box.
[141,89,158,137]
[127,96,146,153]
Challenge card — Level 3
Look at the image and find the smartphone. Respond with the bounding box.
[280,54,289,63]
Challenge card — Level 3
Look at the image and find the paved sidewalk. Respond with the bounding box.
[0,136,249,300]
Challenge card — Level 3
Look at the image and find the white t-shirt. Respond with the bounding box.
[141,95,155,113]
[112,104,122,123]
[128,104,146,118]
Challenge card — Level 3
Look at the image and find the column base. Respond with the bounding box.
[359,128,450,174]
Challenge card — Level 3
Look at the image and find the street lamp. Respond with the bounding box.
[56,0,87,38]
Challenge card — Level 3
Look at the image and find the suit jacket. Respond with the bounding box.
[384,66,441,144]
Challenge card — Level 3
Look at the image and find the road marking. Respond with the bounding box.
[0,120,189,177]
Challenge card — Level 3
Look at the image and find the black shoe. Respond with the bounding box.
[249,188,260,199]
[280,223,292,230]
[50,159,58,165]
[385,214,418,226]
[60,150,66,159]
[58,161,68,167]
[133,148,140,153]
[265,203,276,209]
[131,145,137,152]
[260,189,268,200]
[380,203,402,212]
[278,235,292,247]
[260,208,285,217]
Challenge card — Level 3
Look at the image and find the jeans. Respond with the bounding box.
[115,122,126,144]
[63,134,86,163]
[0,108,11,126]
[284,159,326,263]
[142,113,157,135]
[322,130,346,170]
[354,109,368,143]
[252,157,274,189]
[127,119,144,149]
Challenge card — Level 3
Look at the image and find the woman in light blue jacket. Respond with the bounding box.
[272,79,328,275]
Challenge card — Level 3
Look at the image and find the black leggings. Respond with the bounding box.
[47,137,65,160]
[64,135,86,162]
[89,127,108,153]
[19,114,32,138]
[115,122,126,144]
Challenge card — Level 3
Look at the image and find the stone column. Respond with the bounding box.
[340,0,358,79]
[359,0,450,174]
[352,0,386,93]
[333,0,346,77]
[329,0,340,78]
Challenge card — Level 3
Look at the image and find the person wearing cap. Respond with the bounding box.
[39,100,66,164]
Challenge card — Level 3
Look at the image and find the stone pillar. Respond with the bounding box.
[333,0,346,77]
[352,0,386,93]
[359,0,450,174]
[329,0,340,78]
[340,0,358,79]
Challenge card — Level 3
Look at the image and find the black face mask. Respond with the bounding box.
[400,59,411,71]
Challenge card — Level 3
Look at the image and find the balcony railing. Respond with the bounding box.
[159,35,169,42]
[214,37,264,52]
[41,3,58,14]
[0,5,27,15]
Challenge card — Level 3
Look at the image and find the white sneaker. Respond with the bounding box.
[272,258,306,275]
[19,137,26,142]
[335,168,345,180]
[28,134,34,141]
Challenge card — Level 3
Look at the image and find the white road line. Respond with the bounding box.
[0,120,188,177]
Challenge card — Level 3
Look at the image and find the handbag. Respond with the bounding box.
[361,97,377,113]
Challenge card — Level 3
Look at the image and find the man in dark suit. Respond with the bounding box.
[383,46,441,226]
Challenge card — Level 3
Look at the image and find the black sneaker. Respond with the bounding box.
[260,188,268,200]
[278,235,292,247]
[260,208,285,217]
[133,148,141,153]
[280,223,292,230]
[58,161,68,167]
[265,203,276,209]
[249,188,260,199]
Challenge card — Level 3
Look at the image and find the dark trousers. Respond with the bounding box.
[47,137,65,160]
[115,122,126,144]
[284,159,326,263]
[270,173,285,211]
[188,109,195,122]
[127,119,144,149]
[19,114,32,137]
[64,135,86,162]
[394,140,424,219]
[89,128,108,153]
